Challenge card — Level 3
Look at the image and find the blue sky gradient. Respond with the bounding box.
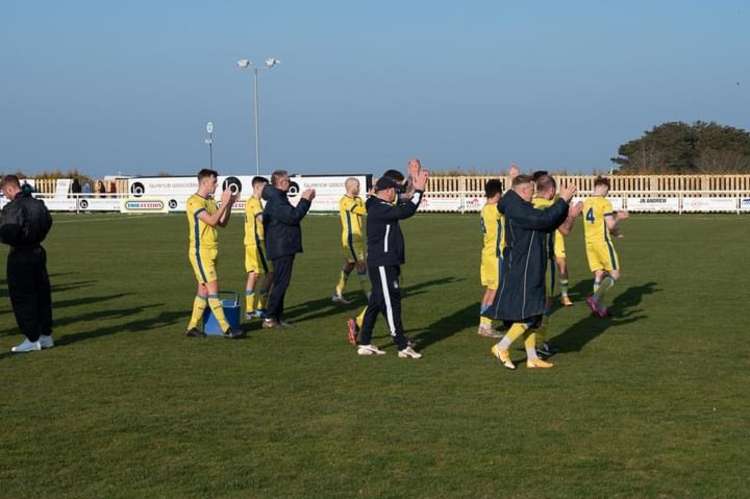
[1,1,748,177]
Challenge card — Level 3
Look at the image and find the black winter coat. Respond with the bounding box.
[0,190,53,249]
[489,190,568,322]
[261,185,311,260]
[365,190,424,267]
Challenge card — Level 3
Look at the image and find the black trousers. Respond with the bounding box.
[359,264,407,350]
[266,254,295,322]
[7,246,52,342]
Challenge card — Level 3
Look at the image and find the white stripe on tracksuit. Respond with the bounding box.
[378,266,397,336]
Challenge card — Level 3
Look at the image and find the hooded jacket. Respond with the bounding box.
[0,189,53,249]
[489,189,568,322]
[261,184,311,260]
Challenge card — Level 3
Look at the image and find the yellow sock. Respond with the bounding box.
[187,296,208,330]
[208,294,231,332]
[335,270,350,296]
[355,307,366,328]
[245,289,256,313]
[497,322,528,350]
[357,270,371,297]
[480,315,493,327]
[256,288,268,310]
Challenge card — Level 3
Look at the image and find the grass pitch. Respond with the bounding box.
[0,212,747,498]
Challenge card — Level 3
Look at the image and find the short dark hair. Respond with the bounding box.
[0,175,21,190]
[594,176,611,189]
[271,170,289,187]
[535,174,556,193]
[198,169,218,182]
[484,179,503,198]
[512,174,534,187]
[532,170,548,181]
[252,176,269,188]
[382,169,405,182]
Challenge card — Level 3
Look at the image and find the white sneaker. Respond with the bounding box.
[11,338,42,353]
[332,294,352,305]
[398,346,422,359]
[357,344,386,356]
[39,335,54,349]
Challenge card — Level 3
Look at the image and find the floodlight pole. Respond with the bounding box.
[238,58,279,177]
[253,67,261,176]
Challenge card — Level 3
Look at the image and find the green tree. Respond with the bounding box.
[612,121,750,173]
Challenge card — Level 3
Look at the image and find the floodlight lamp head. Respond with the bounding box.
[265,58,280,68]
[237,59,251,69]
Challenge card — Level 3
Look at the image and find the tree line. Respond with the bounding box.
[612,121,750,174]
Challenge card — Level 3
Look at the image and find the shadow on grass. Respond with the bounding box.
[409,302,479,350]
[552,281,659,353]
[56,306,185,346]
[284,276,463,323]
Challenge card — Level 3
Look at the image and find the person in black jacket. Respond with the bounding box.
[0,176,54,353]
[261,170,315,328]
[487,174,581,370]
[355,160,429,359]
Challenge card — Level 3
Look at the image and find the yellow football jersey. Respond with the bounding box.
[480,203,505,257]
[186,194,218,250]
[244,197,265,246]
[582,196,615,245]
[532,196,565,258]
[339,195,366,246]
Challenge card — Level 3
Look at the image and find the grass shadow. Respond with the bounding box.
[552,281,659,353]
[285,276,463,323]
[409,302,479,350]
[56,306,183,346]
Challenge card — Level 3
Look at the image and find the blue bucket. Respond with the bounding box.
[203,292,241,336]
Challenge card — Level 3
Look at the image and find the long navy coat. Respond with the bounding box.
[488,190,569,323]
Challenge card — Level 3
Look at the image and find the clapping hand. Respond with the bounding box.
[410,161,429,191]
[220,188,233,206]
[569,201,583,218]
[559,184,578,202]
[301,188,316,201]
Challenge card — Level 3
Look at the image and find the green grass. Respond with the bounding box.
[0,212,748,498]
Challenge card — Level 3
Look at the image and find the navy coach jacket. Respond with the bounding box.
[261,184,312,260]
[489,189,568,322]
[365,190,424,267]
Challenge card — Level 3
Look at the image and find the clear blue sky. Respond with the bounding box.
[1,1,748,177]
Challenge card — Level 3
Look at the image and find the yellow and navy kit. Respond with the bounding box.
[582,196,619,272]
[244,197,272,274]
[339,195,366,263]
[186,193,219,284]
[480,203,505,290]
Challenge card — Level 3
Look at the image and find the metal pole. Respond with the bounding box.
[209,138,213,169]
[253,67,261,176]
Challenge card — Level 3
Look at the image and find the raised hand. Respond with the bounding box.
[508,164,520,180]
[301,188,316,201]
[407,159,422,180]
[412,168,429,191]
[569,201,583,218]
[559,184,577,202]
[220,188,233,205]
